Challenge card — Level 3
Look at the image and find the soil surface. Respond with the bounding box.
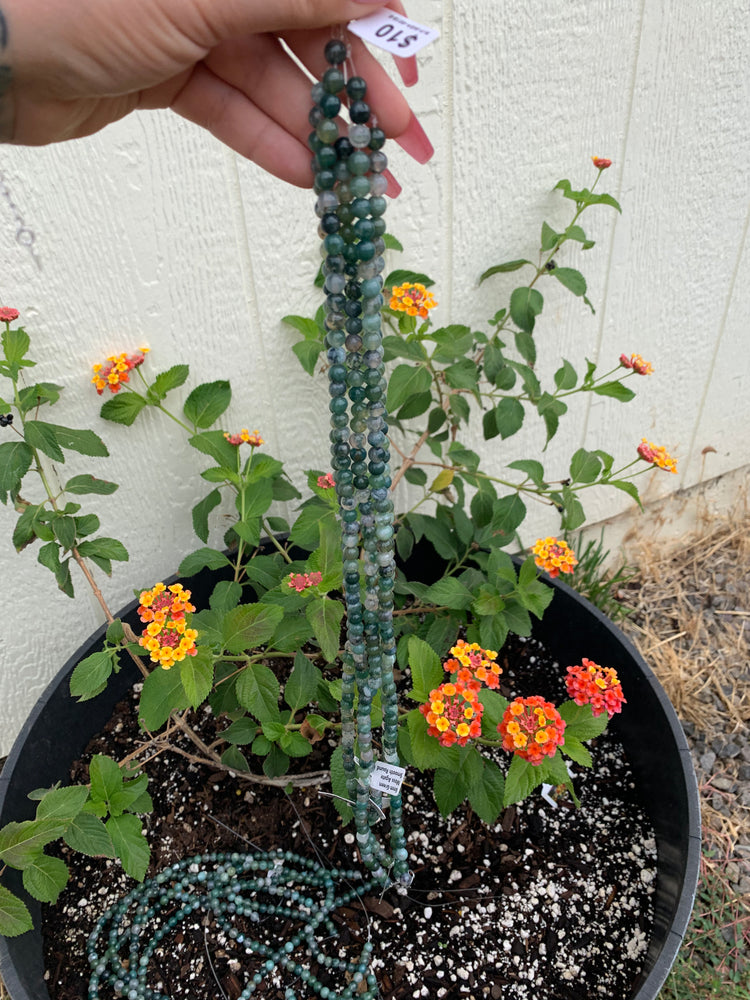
[41,636,657,1000]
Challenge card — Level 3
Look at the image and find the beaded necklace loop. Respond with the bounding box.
[314,38,411,890]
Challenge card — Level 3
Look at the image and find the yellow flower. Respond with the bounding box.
[532,537,578,578]
[389,282,437,319]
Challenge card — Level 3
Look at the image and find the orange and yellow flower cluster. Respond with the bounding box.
[444,639,502,690]
[532,537,578,578]
[498,696,566,765]
[637,439,677,473]
[565,658,626,718]
[389,282,437,320]
[91,350,149,395]
[223,429,264,447]
[619,353,653,375]
[137,582,199,670]
[287,571,323,593]
[420,680,483,748]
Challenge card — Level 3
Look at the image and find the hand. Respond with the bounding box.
[0,0,433,186]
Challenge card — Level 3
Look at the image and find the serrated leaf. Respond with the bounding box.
[408,635,444,700]
[221,746,250,772]
[329,747,354,823]
[189,430,240,472]
[223,603,283,654]
[306,597,344,663]
[491,494,526,539]
[0,885,33,937]
[64,474,119,496]
[150,365,189,399]
[592,381,636,402]
[558,701,608,742]
[570,448,602,485]
[507,459,545,486]
[386,364,431,413]
[0,819,67,869]
[263,744,290,779]
[24,419,63,461]
[179,647,214,707]
[540,221,560,252]
[384,268,434,289]
[561,736,593,768]
[285,652,323,713]
[429,468,454,493]
[424,576,473,610]
[477,689,510,732]
[406,709,448,769]
[63,813,116,858]
[209,579,242,613]
[551,267,587,297]
[403,466,427,487]
[491,397,524,440]
[467,760,506,825]
[509,287,543,333]
[22,853,68,904]
[609,479,643,507]
[178,546,232,577]
[503,754,544,806]
[183,380,231,429]
[35,785,90,822]
[192,489,222,543]
[100,393,148,426]
[138,666,189,731]
[292,340,323,377]
[221,717,258,745]
[554,360,577,391]
[433,767,467,816]
[236,663,281,722]
[282,314,323,339]
[106,813,150,881]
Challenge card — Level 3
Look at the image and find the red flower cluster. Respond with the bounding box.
[224,429,264,447]
[287,571,323,593]
[498,696,566,765]
[637,438,677,473]
[591,156,612,169]
[420,680,483,748]
[0,307,20,323]
[317,473,336,489]
[565,658,626,718]
[619,353,653,375]
[91,350,148,395]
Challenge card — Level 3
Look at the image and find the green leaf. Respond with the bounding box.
[491,494,526,540]
[189,430,240,472]
[11,502,42,550]
[52,514,76,550]
[560,485,586,532]
[514,330,536,365]
[423,577,473,611]
[503,754,544,806]
[149,365,189,400]
[467,760,506,825]
[0,885,33,937]
[558,701,608,742]
[406,710,447,769]
[509,287,543,333]
[73,514,100,538]
[100,393,148,426]
[0,819,67,868]
[292,340,323,376]
[17,381,62,413]
[478,259,532,284]
[263,744,290,779]
[178,546,232,577]
[63,813,116,858]
[540,221,559,252]
[306,597,344,663]
[472,588,505,617]
[561,735,593,768]
[384,268,434,289]
[386,363,431,412]
[221,717,258,745]
[507,459,545,486]
[64,474,118,496]
[2,325,31,364]
[285,653,323,713]
[477,689,509,732]
[536,393,568,445]
[408,635,444,700]
[192,489,222,544]
[88,755,124,814]
[23,419,63,461]
[208,580,242,614]
[138,667,189,731]
[183,380,231,429]
[551,267,587,297]
[221,746,250,772]
[403,466,427,487]
[609,479,642,507]
[106,813,150,881]
[554,360,577,391]
[569,448,602,484]
[487,397,524,441]
[69,650,116,701]
[236,663,281,722]
[396,391,432,421]
[22,853,68,904]
[76,537,129,563]
[592,381,636,402]
[329,747,354,824]
[179,647,214,708]
[282,314,323,340]
[223,603,283,654]
[52,424,109,458]
[36,785,90,822]
[433,767,467,816]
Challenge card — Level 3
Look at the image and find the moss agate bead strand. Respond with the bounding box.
[314,38,410,889]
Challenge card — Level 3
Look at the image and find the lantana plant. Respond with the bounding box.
[0,161,676,937]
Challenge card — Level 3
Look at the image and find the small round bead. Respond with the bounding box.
[324,38,348,65]
[346,76,367,100]
[349,100,371,124]
[322,67,345,94]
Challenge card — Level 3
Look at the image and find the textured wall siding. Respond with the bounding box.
[0,0,748,752]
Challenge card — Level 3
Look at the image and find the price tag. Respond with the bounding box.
[348,10,439,58]
[369,760,406,795]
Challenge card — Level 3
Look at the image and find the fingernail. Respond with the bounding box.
[394,55,419,87]
[394,111,433,165]
[384,170,402,198]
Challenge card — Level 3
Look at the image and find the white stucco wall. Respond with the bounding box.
[1,0,748,753]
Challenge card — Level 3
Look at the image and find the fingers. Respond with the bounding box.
[170,62,312,186]
[191,0,393,41]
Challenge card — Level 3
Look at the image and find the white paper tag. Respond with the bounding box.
[370,760,406,795]
[348,10,439,58]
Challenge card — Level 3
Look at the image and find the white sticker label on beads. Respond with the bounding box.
[348,11,439,58]
[370,761,406,795]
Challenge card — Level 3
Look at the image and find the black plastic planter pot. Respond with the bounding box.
[0,566,700,1000]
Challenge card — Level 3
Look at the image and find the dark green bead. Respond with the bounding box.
[324,39,347,65]
[308,131,323,153]
[357,241,375,261]
[347,151,371,176]
[320,212,340,234]
[320,92,341,118]
[349,100,370,124]
[369,127,386,150]
[354,218,375,240]
[322,67,345,93]
[369,196,387,217]
[324,233,345,255]
[346,77,367,100]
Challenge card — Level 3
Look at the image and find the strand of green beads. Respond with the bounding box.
[312,36,411,889]
[87,850,380,999]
